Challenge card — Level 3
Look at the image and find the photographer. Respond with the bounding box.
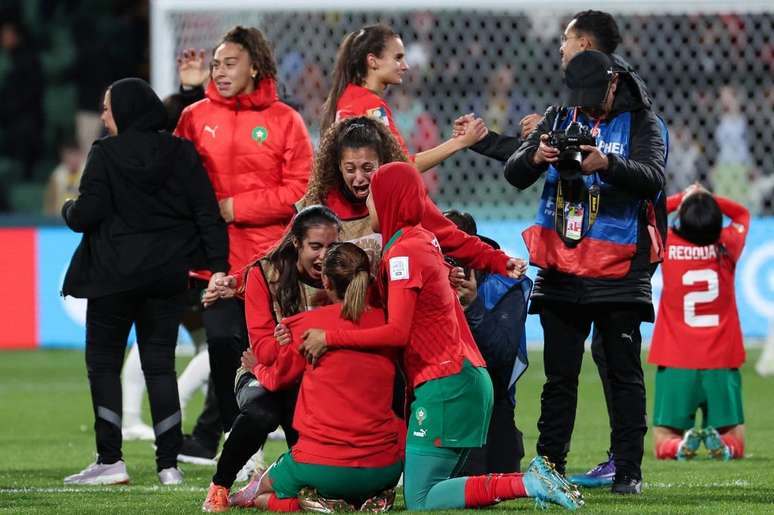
[504,50,666,495]
[459,11,669,487]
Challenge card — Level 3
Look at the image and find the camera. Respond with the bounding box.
[548,120,597,180]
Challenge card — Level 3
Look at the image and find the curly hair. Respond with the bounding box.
[217,26,277,85]
[303,116,407,206]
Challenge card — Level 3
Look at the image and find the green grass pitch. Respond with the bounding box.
[1,348,772,513]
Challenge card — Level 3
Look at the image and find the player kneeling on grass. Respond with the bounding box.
[222,242,403,512]
[648,184,748,461]
[301,163,583,511]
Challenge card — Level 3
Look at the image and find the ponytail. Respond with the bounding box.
[342,269,370,322]
[323,242,372,321]
[320,24,398,135]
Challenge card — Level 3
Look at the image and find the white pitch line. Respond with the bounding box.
[0,486,208,494]
[646,479,751,488]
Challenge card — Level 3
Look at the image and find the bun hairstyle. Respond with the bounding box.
[322,242,371,321]
[320,24,399,135]
[674,191,723,247]
[265,205,341,317]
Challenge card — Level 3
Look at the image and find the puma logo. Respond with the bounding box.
[621,331,635,343]
[204,125,218,138]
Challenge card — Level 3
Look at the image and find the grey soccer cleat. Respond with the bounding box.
[158,467,184,485]
[63,460,130,485]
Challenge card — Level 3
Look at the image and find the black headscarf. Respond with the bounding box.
[109,78,168,133]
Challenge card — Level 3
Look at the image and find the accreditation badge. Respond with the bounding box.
[564,202,584,241]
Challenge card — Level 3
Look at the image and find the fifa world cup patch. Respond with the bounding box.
[389,256,409,281]
[366,106,390,127]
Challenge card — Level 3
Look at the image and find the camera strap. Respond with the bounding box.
[554,179,600,246]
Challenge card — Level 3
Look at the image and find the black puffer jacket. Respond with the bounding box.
[62,78,228,299]
[503,65,666,318]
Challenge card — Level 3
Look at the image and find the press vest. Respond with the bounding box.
[523,110,646,279]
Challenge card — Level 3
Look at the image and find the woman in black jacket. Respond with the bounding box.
[61,78,228,486]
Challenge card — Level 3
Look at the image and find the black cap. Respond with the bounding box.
[564,50,615,108]
[477,235,500,250]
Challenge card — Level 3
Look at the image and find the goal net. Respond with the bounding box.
[151,0,774,221]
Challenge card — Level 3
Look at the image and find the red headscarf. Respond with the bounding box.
[370,162,426,242]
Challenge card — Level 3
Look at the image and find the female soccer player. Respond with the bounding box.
[300,162,582,511]
[202,206,340,512]
[175,26,312,440]
[298,116,520,277]
[320,24,486,172]
[212,118,523,305]
[648,184,749,461]
[230,242,404,512]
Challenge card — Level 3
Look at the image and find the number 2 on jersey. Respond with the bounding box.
[682,269,719,328]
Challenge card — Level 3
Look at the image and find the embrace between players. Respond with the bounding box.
[62,9,748,513]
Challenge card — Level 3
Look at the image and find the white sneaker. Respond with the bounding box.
[267,427,286,441]
[235,448,265,483]
[64,460,130,485]
[122,423,155,441]
[158,467,184,485]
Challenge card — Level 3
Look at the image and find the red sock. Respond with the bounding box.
[267,494,301,512]
[721,434,745,459]
[463,473,526,507]
[656,438,681,460]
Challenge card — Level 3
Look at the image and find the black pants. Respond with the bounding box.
[590,327,615,451]
[202,298,248,433]
[191,378,223,452]
[460,397,524,475]
[85,286,184,471]
[212,372,299,488]
[536,301,647,479]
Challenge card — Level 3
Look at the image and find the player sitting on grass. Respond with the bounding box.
[648,183,749,461]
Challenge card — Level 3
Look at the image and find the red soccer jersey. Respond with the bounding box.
[648,194,750,369]
[255,304,404,468]
[329,225,485,387]
[244,261,327,367]
[336,83,412,159]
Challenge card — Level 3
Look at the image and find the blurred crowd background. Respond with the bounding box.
[1,1,773,221]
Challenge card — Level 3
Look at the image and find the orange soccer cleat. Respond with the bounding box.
[202,483,230,512]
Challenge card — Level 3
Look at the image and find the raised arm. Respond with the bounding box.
[421,197,512,275]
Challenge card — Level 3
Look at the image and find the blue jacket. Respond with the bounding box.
[465,274,532,406]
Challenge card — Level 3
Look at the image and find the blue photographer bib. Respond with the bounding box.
[523,110,642,278]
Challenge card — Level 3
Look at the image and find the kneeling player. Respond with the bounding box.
[648,184,748,461]
[231,242,404,512]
